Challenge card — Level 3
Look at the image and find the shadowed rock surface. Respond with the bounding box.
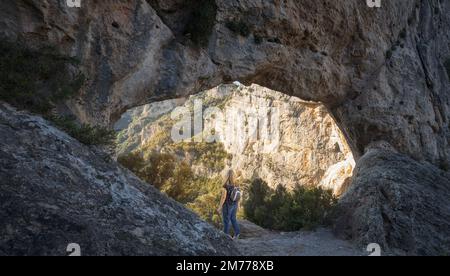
[0,103,237,256]
[335,145,450,256]
[2,0,448,167]
[0,0,449,255]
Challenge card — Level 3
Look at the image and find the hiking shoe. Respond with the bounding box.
[233,234,240,240]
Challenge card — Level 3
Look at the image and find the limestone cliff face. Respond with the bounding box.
[1,0,449,255]
[116,84,354,196]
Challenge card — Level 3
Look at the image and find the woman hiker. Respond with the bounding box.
[217,170,241,239]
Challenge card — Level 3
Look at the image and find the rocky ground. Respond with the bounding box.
[0,103,237,256]
[236,220,364,256]
[0,101,448,255]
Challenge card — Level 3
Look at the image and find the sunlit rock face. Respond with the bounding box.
[116,84,355,196]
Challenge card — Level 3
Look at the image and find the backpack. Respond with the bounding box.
[231,187,241,202]
[226,185,241,203]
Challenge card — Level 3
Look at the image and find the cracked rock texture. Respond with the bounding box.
[1,0,450,255]
[0,103,237,256]
[335,144,450,256]
[2,0,449,166]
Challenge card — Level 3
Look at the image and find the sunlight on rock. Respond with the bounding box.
[115,83,355,196]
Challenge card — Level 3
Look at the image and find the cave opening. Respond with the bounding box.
[114,82,355,232]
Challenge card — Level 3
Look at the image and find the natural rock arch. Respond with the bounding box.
[3,0,447,164]
[115,83,357,197]
[1,0,449,255]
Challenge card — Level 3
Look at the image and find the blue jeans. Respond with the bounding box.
[222,203,240,236]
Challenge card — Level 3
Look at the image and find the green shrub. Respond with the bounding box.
[186,176,223,226]
[50,116,116,146]
[141,129,172,153]
[0,40,117,146]
[0,40,84,114]
[163,161,195,201]
[119,151,176,189]
[142,152,177,189]
[286,185,338,230]
[169,141,231,172]
[243,179,278,228]
[243,179,338,231]
[117,151,145,173]
[184,0,217,46]
[119,151,186,194]
[118,149,224,226]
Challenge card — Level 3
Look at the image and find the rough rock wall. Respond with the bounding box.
[0,102,237,256]
[1,0,449,255]
[335,144,450,256]
[2,0,448,166]
[116,83,354,195]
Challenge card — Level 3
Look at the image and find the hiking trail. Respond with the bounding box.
[236,220,364,256]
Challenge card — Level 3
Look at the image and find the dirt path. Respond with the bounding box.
[235,220,364,256]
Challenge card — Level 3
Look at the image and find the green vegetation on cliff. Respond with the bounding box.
[50,116,116,146]
[0,40,84,114]
[244,179,338,231]
[115,84,344,231]
[168,141,232,171]
[118,142,229,226]
[119,146,338,231]
[0,40,115,146]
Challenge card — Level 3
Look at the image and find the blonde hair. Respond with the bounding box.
[224,169,241,187]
